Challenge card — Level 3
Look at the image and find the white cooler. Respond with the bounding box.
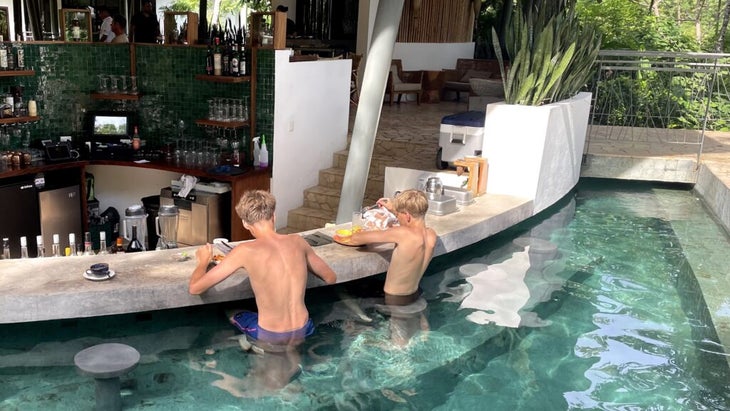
[438,111,486,166]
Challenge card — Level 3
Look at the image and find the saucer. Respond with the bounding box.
[83,269,116,281]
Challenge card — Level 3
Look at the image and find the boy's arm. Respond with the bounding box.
[346,226,402,246]
[188,244,240,294]
[305,244,337,284]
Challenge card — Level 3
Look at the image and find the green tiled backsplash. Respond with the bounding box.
[0,43,273,153]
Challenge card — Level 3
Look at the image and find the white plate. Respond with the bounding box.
[83,270,116,281]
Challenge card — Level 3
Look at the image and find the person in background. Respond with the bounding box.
[189,190,337,350]
[97,6,115,43]
[130,0,160,43]
[111,15,129,43]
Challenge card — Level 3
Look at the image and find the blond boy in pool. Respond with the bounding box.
[337,189,437,305]
[189,190,337,347]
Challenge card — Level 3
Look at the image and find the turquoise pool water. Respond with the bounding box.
[1,179,729,410]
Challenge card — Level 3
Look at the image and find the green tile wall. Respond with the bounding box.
[0,42,267,155]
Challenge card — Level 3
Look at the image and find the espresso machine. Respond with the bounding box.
[155,204,179,249]
[123,205,148,251]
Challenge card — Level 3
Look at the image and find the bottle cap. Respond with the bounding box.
[36,235,43,245]
[20,236,27,246]
[53,234,59,243]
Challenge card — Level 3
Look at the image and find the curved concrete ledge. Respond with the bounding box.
[0,193,533,324]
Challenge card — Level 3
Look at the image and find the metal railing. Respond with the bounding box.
[586,50,730,163]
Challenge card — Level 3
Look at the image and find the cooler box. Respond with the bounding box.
[439,111,485,163]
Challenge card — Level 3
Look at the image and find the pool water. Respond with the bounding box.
[1,179,730,410]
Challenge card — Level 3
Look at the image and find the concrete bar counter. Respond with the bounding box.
[0,193,532,324]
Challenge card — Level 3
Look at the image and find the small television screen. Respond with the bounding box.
[94,115,128,136]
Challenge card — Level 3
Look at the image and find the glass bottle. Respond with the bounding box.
[0,43,7,70]
[19,236,29,258]
[52,234,61,257]
[98,231,108,255]
[71,18,81,41]
[111,237,125,254]
[68,233,77,256]
[213,37,222,76]
[2,237,9,259]
[36,235,45,258]
[132,126,141,150]
[126,225,144,253]
[83,231,94,256]
[15,43,24,70]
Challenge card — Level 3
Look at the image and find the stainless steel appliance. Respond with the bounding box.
[160,187,231,246]
[155,204,179,249]
[123,205,148,251]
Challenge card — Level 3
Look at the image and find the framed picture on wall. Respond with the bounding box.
[0,7,10,42]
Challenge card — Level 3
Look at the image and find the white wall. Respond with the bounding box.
[393,42,474,71]
[272,50,350,229]
[85,165,180,216]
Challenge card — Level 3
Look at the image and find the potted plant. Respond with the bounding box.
[482,0,602,213]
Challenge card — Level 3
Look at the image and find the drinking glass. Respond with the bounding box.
[97,74,109,93]
[109,75,119,93]
[207,99,216,120]
[119,75,128,94]
[129,76,138,94]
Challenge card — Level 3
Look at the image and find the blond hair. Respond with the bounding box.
[235,190,275,225]
[393,189,429,218]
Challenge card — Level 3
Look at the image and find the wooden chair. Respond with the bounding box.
[386,59,423,105]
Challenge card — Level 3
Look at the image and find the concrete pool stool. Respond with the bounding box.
[74,343,140,411]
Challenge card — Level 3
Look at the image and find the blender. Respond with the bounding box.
[123,205,148,251]
[155,204,179,249]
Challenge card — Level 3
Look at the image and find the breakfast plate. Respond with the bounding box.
[332,235,360,247]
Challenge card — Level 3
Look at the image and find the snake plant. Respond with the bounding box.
[492,2,601,106]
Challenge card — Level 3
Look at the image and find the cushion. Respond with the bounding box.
[460,69,492,83]
[469,78,504,97]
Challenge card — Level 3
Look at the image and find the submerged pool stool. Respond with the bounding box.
[74,343,140,411]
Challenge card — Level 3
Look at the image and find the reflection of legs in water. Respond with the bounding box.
[377,291,430,347]
[242,347,302,393]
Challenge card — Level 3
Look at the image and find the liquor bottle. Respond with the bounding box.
[52,234,61,257]
[112,237,125,254]
[36,235,45,258]
[126,225,144,253]
[230,43,239,77]
[6,45,15,70]
[71,18,81,41]
[132,126,141,150]
[2,237,10,259]
[98,231,109,255]
[15,43,24,70]
[222,36,230,76]
[205,43,213,75]
[83,232,94,256]
[0,43,8,70]
[68,233,77,256]
[213,37,222,76]
[20,236,29,259]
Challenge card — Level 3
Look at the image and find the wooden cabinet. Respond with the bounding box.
[164,12,198,45]
[59,9,93,42]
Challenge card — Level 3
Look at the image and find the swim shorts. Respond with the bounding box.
[230,311,315,346]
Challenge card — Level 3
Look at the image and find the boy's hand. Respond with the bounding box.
[195,244,213,265]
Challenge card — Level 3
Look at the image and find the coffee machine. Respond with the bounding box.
[155,204,179,249]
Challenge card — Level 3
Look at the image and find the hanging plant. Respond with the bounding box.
[492,1,601,106]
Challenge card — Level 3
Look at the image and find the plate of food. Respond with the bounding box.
[333,229,362,247]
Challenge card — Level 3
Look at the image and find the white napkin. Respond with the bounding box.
[177,175,198,198]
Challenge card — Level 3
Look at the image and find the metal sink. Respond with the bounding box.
[427,195,458,216]
[443,185,474,206]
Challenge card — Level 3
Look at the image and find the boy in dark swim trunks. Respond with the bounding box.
[189,190,337,348]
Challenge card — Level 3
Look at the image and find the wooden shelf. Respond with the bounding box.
[195,119,249,128]
[0,116,40,124]
[194,74,251,83]
[91,93,141,100]
[0,70,35,77]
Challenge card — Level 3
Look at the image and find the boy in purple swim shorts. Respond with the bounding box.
[189,190,337,349]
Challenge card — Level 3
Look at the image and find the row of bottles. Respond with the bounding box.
[1,229,145,259]
[205,24,250,77]
[0,42,26,71]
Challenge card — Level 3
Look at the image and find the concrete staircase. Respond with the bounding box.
[283,136,440,233]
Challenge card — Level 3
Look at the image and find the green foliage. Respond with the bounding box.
[493,2,601,105]
[161,0,271,23]
[576,0,697,51]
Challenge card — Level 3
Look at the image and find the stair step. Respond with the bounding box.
[303,185,342,211]
[287,206,336,232]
